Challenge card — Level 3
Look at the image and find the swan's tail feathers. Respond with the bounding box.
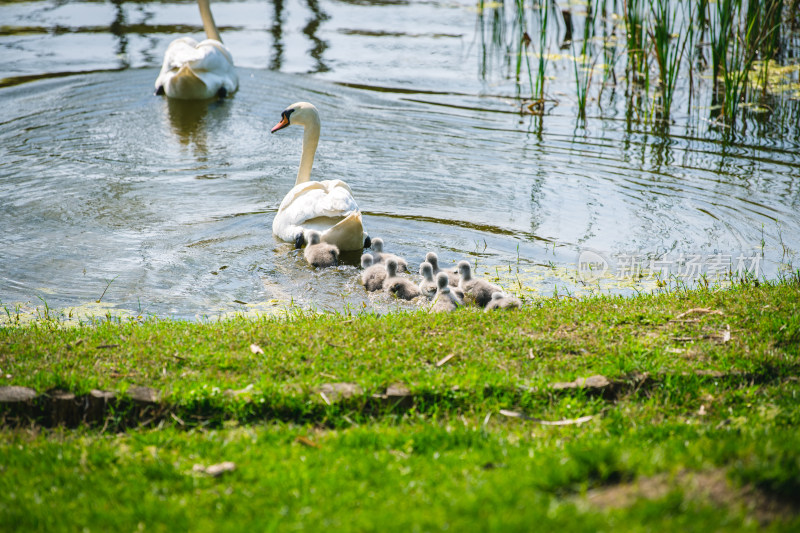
[164,65,209,100]
[321,211,366,251]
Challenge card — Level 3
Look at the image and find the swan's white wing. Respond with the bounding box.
[159,37,203,71]
[273,180,362,244]
[276,180,358,220]
[155,38,238,99]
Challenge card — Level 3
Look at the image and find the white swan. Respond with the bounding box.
[271,102,368,251]
[155,0,238,100]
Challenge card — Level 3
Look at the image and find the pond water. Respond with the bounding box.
[1,0,798,321]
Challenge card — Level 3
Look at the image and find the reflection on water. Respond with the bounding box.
[164,97,232,161]
[269,0,285,70]
[109,0,129,69]
[302,0,330,73]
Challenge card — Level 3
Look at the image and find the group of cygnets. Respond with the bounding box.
[301,231,521,312]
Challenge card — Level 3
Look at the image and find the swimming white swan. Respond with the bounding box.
[271,102,368,251]
[155,0,238,100]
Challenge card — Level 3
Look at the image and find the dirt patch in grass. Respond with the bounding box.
[586,469,798,525]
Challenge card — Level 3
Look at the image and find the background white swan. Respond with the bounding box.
[155,0,238,100]
[271,102,368,251]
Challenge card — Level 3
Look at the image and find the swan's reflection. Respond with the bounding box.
[164,98,231,162]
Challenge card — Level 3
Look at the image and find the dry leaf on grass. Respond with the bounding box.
[436,353,456,367]
[499,409,594,426]
[193,461,236,477]
[295,436,320,448]
[674,308,723,320]
[319,391,331,406]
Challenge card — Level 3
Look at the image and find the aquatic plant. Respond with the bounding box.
[709,0,736,102]
[532,0,553,102]
[648,0,690,120]
[684,0,707,114]
[623,0,649,87]
[709,0,785,126]
[474,0,796,133]
[513,0,535,98]
[599,0,621,89]
[477,0,509,83]
[571,0,599,120]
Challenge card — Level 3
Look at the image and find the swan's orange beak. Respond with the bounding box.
[271,116,290,133]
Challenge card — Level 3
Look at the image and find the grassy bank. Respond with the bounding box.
[1,280,799,530]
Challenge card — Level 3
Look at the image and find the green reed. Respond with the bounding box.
[477,0,509,82]
[748,0,783,99]
[623,0,649,86]
[474,1,794,134]
[514,0,535,98]
[600,0,620,87]
[684,0,707,114]
[708,0,785,126]
[708,0,736,105]
[648,0,690,120]
[571,0,600,120]
[532,0,552,102]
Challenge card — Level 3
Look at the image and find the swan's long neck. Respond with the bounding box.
[198,0,222,42]
[296,117,320,185]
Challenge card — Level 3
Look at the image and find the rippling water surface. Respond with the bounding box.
[1,0,798,320]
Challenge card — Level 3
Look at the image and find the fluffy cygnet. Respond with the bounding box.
[457,260,501,308]
[360,254,387,292]
[304,230,339,268]
[425,252,459,287]
[383,258,420,300]
[484,291,522,311]
[431,272,461,313]
[372,238,408,272]
[418,262,438,299]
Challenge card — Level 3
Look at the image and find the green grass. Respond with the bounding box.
[1,279,799,530]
